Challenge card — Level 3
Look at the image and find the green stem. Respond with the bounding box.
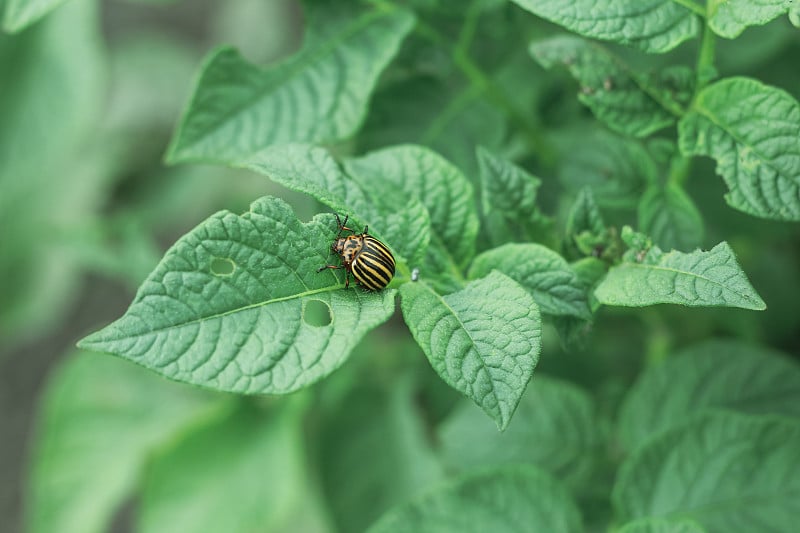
[414,19,553,165]
[666,154,692,187]
[695,20,717,92]
[455,0,481,56]
[641,309,673,367]
[673,0,706,16]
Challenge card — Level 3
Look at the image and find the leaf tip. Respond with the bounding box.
[495,415,511,432]
[748,296,767,311]
[75,331,103,352]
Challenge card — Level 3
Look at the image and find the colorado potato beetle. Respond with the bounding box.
[317,214,396,290]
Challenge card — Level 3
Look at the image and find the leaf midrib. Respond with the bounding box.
[615,256,760,305]
[419,281,506,425]
[91,285,345,341]
[691,91,800,183]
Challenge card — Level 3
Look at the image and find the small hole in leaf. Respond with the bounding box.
[211,257,235,276]
[303,299,332,327]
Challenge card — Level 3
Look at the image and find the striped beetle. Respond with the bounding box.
[317,214,395,290]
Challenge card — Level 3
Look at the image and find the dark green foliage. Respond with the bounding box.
[5,0,799,532]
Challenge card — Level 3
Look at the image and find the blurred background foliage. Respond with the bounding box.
[1,1,798,532]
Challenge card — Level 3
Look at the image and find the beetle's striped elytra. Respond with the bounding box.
[317,214,396,290]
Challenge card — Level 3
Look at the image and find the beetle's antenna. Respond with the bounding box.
[336,214,353,238]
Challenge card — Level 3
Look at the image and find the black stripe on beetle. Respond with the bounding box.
[317,214,396,290]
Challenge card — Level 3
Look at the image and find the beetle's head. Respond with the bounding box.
[331,238,347,255]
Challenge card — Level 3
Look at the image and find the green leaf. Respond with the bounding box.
[439,376,600,490]
[530,36,690,137]
[361,76,508,178]
[78,196,397,394]
[476,146,541,218]
[638,183,704,251]
[594,241,766,310]
[345,144,480,270]
[678,76,800,221]
[554,127,656,208]
[367,466,582,533]
[708,0,795,39]
[167,3,415,163]
[2,0,66,32]
[319,375,444,533]
[792,3,800,27]
[26,351,221,533]
[238,143,430,266]
[469,244,591,319]
[618,339,800,451]
[617,517,707,533]
[613,412,800,532]
[476,146,550,246]
[510,0,700,53]
[400,272,542,430]
[566,187,606,237]
[565,187,608,258]
[0,0,107,346]
[139,401,312,533]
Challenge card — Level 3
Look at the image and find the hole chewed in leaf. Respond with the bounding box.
[210,257,235,276]
[303,299,332,327]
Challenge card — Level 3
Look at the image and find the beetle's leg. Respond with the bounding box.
[317,264,350,289]
[362,225,369,235]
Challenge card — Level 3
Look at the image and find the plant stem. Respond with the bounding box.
[695,20,717,92]
[641,309,672,367]
[672,0,706,16]
[414,19,553,165]
[666,154,692,187]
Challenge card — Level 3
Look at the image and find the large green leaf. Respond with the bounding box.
[595,241,766,310]
[638,183,704,251]
[78,197,396,394]
[618,340,800,451]
[553,127,656,208]
[708,0,795,38]
[678,77,800,221]
[238,143,431,267]
[167,3,414,163]
[367,466,582,533]
[510,0,700,53]
[139,401,314,533]
[359,71,509,177]
[345,145,479,271]
[26,352,221,533]
[0,0,107,346]
[530,36,690,137]
[400,272,541,430]
[614,412,800,532]
[468,244,591,319]
[319,375,444,533]
[439,376,600,490]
